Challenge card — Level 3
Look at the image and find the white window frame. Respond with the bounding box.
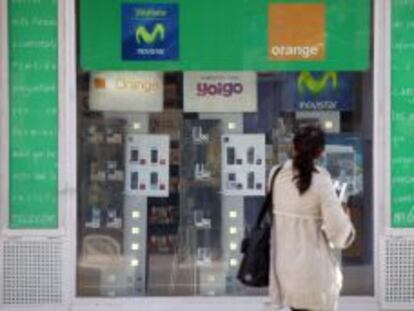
[0,0,390,309]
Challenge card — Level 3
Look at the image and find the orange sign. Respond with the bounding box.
[268,4,326,61]
[94,78,106,89]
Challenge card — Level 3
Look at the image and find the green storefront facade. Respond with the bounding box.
[0,0,412,310]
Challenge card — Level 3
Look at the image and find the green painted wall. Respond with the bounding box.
[9,0,58,229]
[391,0,414,228]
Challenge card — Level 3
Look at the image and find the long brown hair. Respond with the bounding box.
[292,125,325,195]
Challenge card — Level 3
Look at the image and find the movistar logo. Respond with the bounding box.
[297,71,338,96]
[136,23,165,45]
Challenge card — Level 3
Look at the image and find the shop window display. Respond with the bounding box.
[77,71,373,297]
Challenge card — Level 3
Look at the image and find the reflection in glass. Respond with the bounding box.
[77,71,373,297]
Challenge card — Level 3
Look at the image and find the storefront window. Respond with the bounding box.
[77,0,373,298]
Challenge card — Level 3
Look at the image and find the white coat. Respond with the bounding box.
[268,160,355,311]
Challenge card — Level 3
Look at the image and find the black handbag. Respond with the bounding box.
[237,165,283,287]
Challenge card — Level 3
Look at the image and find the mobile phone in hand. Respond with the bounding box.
[339,182,348,203]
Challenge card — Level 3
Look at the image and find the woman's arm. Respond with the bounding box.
[318,172,355,249]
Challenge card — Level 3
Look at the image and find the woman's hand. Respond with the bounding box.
[342,204,351,218]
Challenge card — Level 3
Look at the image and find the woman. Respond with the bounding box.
[268,125,355,311]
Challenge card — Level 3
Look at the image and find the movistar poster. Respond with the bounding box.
[282,72,355,111]
[121,3,178,60]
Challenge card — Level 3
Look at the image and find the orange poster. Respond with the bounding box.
[268,4,326,61]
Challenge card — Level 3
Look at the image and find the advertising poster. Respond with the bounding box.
[89,71,163,112]
[281,71,356,112]
[321,134,364,197]
[184,72,257,112]
[324,145,356,197]
[268,4,326,61]
[221,134,265,196]
[125,135,170,197]
[121,3,179,61]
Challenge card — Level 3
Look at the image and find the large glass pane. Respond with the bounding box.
[76,0,374,298]
[76,70,373,296]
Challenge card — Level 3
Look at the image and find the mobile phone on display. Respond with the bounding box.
[247,147,255,164]
[151,149,158,164]
[131,172,138,190]
[130,149,139,162]
[247,172,255,189]
[150,172,158,188]
[227,147,235,165]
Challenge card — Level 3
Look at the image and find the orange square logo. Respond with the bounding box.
[268,4,326,61]
[94,78,106,89]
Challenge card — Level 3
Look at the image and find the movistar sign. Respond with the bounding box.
[297,71,338,96]
[282,71,354,111]
[122,3,178,61]
[136,24,165,45]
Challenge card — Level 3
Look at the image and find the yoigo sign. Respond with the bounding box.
[121,3,179,60]
[197,82,244,97]
[184,72,257,112]
[283,71,355,111]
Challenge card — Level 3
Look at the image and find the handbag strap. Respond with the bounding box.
[255,164,284,228]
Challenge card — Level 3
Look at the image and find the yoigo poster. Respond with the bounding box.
[184,72,257,112]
